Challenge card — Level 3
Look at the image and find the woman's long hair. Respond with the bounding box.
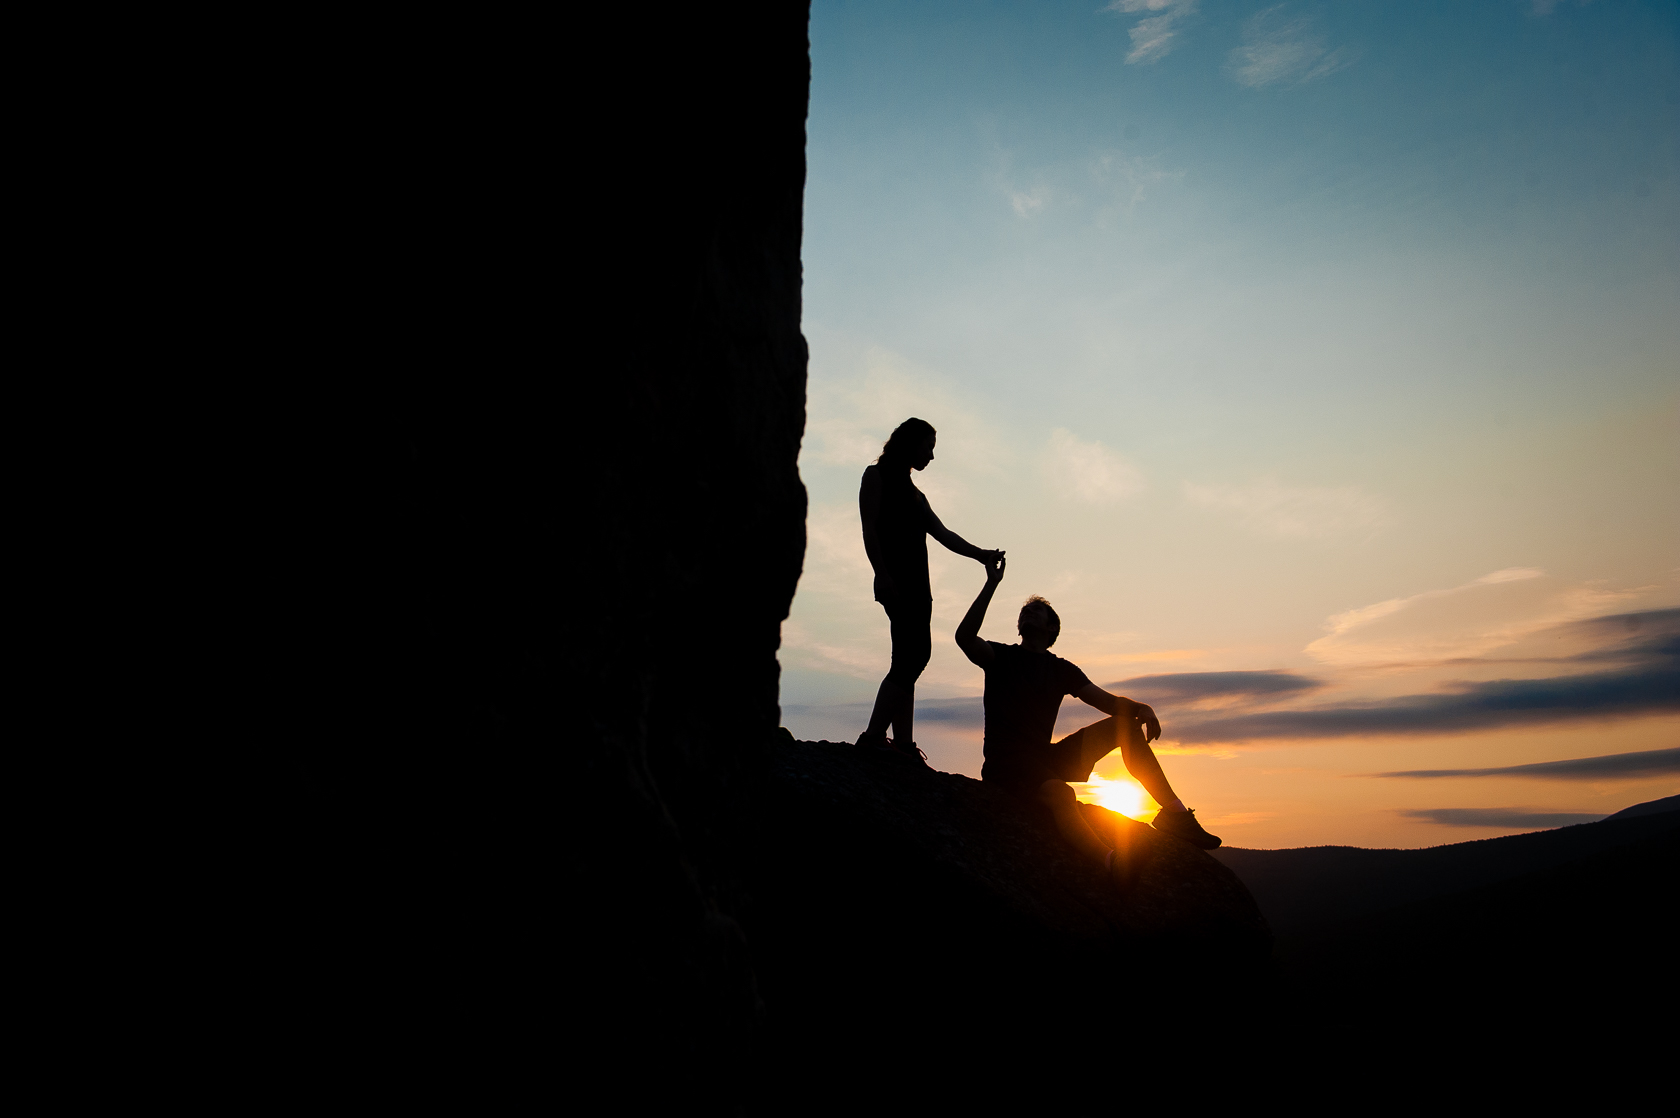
[877,417,937,467]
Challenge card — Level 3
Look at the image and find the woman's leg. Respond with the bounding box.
[889,675,916,747]
[863,596,929,746]
[864,676,906,739]
[864,596,932,748]
[885,598,932,748]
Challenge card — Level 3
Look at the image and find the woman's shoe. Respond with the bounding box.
[895,740,931,767]
[855,729,892,752]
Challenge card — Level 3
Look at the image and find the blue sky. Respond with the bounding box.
[782,0,1679,847]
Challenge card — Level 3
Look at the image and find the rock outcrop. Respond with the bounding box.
[750,738,1268,959]
[741,739,1270,1101]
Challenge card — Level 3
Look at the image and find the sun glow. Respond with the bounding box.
[1072,773,1158,821]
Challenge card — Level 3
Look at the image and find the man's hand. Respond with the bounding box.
[1129,702,1161,744]
[873,571,899,598]
[956,556,1004,667]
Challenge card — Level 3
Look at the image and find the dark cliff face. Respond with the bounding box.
[303,3,813,1097]
[564,6,814,1086]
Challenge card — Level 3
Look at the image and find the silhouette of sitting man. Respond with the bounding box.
[956,555,1221,886]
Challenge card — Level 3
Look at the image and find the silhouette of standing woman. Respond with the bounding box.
[858,418,1003,762]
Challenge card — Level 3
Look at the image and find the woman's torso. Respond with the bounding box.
[867,464,931,601]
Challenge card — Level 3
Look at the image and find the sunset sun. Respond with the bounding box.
[1073,774,1157,821]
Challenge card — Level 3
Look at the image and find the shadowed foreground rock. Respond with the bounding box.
[742,738,1269,1101]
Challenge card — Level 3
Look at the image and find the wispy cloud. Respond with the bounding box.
[988,145,1059,221]
[1305,569,1645,666]
[1398,808,1607,829]
[784,695,982,731]
[785,608,1679,751]
[800,345,1008,478]
[1171,630,1680,743]
[1102,0,1198,65]
[788,502,874,600]
[1183,477,1388,539]
[915,697,985,727]
[1103,669,1323,704]
[1109,609,1680,743]
[1088,150,1183,214]
[1009,185,1050,217]
[1319,568,1543,643]
[991,147,1180,221]
[1227,5,1356,89]
[1375,747,1680,782]
[1043,428,1146,504]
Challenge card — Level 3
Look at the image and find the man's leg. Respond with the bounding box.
[1034,779,1111,865]
[1035,778,1150,891]
[1117,717,1222,848]
[1051,714,1172,799]
[1063,716,1220,847]
[1116,717,1184,812]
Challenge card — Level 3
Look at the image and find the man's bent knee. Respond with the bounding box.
[1035,779,1076,808]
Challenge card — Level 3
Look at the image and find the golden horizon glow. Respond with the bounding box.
[1072,773,1159,821]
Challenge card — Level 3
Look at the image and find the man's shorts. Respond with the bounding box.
[982,715,1130,800]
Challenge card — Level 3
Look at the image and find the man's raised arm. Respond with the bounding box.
[1074,681,1162,743]
[956,554,1006,667]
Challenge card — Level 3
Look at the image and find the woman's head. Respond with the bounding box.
[878,417,938,470]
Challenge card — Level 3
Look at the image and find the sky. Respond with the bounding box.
[780,0,1680,848]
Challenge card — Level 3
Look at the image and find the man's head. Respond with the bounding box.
[1018,595,1060,648]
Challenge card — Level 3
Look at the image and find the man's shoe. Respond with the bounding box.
[1152,807,1221,849]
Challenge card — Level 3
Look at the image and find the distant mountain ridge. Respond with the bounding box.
[1605,792,1680,820]
[1210,795,1679,937]
[1213,795,1677,1065]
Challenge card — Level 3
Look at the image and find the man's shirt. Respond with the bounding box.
[980,641,1091,768]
